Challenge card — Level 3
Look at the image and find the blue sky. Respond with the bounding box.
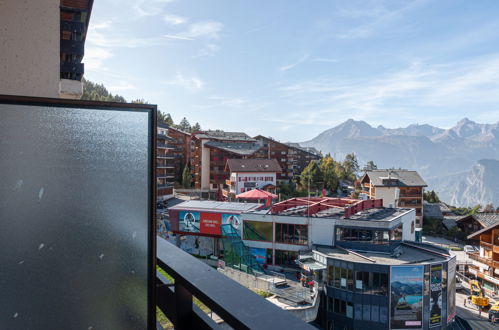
[84,0,499,141]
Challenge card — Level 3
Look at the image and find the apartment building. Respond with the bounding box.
[253,136,321,184]
[223,158,282,198]
[166,126,191,183]
[192,130,266,189]
[467,221,499,296]
[0,0,92,99]
[360,169,427,228]
[157,124,175,200]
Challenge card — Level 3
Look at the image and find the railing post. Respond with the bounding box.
[174,282,193,329]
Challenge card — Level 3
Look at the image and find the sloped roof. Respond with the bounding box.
[226,158,282,173]
[474,213,499,228]
[362,169,427,187]
[423,202,443,219]
[196,130,255,141]
[205,141,261,156]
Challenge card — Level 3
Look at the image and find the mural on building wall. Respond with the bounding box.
[429,264,443,327]
[390,265,424,329]
[249,247,266,264]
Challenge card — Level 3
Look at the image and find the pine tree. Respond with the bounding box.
[178,117,191,132]
[300,160,323,192]
[181,165,192,188]
[191,122,201,133]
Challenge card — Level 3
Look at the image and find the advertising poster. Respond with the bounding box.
[249,247,266,264]
[429,264,443,327]
[222,214,241,230]
[447,258,456,323]
[200,212,222,235]
[390,266,424,329]
[179,211,200,233]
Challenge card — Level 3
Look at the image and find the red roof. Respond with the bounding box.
[236,188,277,199]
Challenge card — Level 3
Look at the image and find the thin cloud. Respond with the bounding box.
[280,55,309,72]
[133,0,175,17]
[277,55,499,127]
[163,13,187,25]
[84,47,113,71]
[163,74,204,91]
[311,57,338,63]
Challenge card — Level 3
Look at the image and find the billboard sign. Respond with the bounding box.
[222,214,241,230]
[178,211,242,235]
[391,266,424,329]
[429,264,443,327]
[179,211,201,233]
[200,212,222,235]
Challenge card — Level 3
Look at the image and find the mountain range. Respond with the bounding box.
[300,118,499,207]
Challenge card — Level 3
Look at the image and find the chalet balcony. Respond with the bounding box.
[157,143,174,149]
[157,164,175,169]
[158,154,176,159]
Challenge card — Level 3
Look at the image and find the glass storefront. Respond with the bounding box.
[275,223,308,245]
[243,220,273,241]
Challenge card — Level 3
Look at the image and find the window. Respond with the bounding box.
[329,298,353,319]
[274,250,298,266]
[275,223,308,245]
[336,227,389,245]
[328,265,353,290]
[355,271,388,295]
[390,224,403,241]
[243,221,273,241]
[266,249,273,265]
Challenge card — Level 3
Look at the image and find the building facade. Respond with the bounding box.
[157,124,175,200]
[312,244,456,330]
[466,221,499,296]
[0,0,92,99]
[166,126,191,184]
[192,131,266,190]
[361,170,427,228]
[224,158,281,198]
[254,136,321,184]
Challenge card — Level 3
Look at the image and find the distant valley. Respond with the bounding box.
[300,118,499,207]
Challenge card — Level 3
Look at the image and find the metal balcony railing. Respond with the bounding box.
[156,237,314,329]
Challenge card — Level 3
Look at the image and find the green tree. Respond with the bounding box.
[191,122,201,133]
[158,111,174,126]
[130,98,148,104]
[342,153,359,181]
[423,190,441,203]
[320,155,339,193]
[363,160,377,171]
[178,117,191,132]
[81,78,126,102]
[300,160,323,192]
[181,165,192,188]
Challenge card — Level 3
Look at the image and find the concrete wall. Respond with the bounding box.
[0,0,60,98]
[401,209,416,241]
[201,140,210,189]
[375,187,398,207]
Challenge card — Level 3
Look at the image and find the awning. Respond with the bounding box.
[236,188,277,199]
[299,261,326,272]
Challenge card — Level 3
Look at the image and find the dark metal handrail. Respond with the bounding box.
[156,237,314,329]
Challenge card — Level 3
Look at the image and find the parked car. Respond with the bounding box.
[464,245,475,253]
[456,277,463,291]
